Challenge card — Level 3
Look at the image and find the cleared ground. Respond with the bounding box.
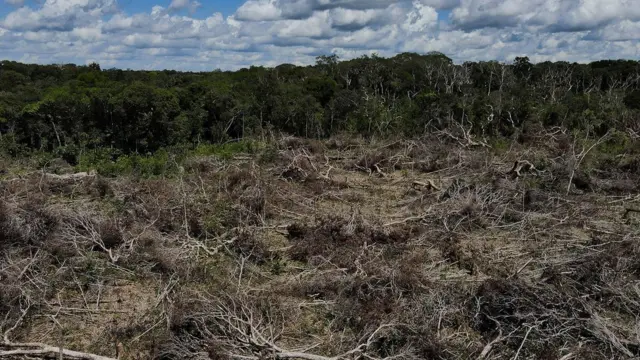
[1,130,640,359]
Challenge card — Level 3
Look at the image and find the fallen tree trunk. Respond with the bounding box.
[1,170,97,183]
[0,342,116,360]
[42,170,97,180]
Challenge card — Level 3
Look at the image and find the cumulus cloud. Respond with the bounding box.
[168,0,202,14]
[0,0,637,71]
[450,0,640,32]
[2,0,117,31]
[236,0,395,21]
[235,0,283,21]
[583,20,640,42]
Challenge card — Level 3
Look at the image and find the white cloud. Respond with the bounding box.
[168,0,202,14]
[2,0,117,31]
[450,0,640,32]
[584,20,640,42]
[71,26,102,41]
[417,0,460,9]
[0,0,637,71]
[235,0,283,21]
[403,1,438,32]
[276,11,333,38]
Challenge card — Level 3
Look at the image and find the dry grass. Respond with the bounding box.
[1,131,640,359]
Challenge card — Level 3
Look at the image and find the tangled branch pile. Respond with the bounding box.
[1,130,640,359]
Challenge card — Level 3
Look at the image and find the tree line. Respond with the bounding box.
[1,52,639,163]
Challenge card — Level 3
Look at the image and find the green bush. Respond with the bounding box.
[77,148,120,176]
[0,134,28,157]
[258,143,279,164]
[53,145,81,166]
[489,137,511,153]
[597,130,631,156]
[78,148,177,177]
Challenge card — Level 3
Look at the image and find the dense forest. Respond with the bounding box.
[1,52,639,163]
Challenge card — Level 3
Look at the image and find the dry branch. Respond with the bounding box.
[188,293,401,360]
[0,342,116,360]
[1,300,117,360]
[412,180,440,191]
[507,160,538,178]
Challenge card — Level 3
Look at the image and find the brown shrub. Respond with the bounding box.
[0,278,22,315]
[619,156,640,174]
[234,185,265,224]
[441,240,477,275]
[92,176,113,198]
[281,137,325,154]
[470,276,638,358]
[517,121,546,145]
[332,277,400,333]
[473,279,578,357]
[287,216,409,270]
[597,179,637,194]
[571,170,593,191]
[523,189,548,210]
[127,179,183,233]
[353,151,389,173]
[98,220,124,250]
[221,168,267,225]
[148,246,183,275]
[281,153,318,182]
[325,134,365,150]
[0,201,19,249]
[1,200,58,248]
[44,235,78,261]
[225,168,254,192]
[407,144,460,173]
[229,231,274,265]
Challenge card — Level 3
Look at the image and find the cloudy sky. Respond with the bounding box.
[0,0,638,70]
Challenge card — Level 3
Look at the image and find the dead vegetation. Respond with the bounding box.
[1,130,639,360]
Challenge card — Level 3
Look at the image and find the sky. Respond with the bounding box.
[0,0,638,71]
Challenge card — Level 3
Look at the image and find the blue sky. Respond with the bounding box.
[0,0,638,70]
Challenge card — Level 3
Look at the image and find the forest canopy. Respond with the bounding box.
[1,53,639,163]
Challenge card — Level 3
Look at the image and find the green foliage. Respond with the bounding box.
[77,148,177,177]
[597,130,631,155]
[0,54,638,159]
[75,140,263,178]
[489,137,511,153]
[259,143,279,164]
[0,134,28,157]
[32,150,57,168]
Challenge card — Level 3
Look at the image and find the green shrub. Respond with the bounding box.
[32,150,56,169]
[77,148,121,176]
[53,145,81,166]
[597,130,631,156]
[78,148,177,177]
[0,134,28,157]
[489,137,511,153]
[258,143,279,164]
